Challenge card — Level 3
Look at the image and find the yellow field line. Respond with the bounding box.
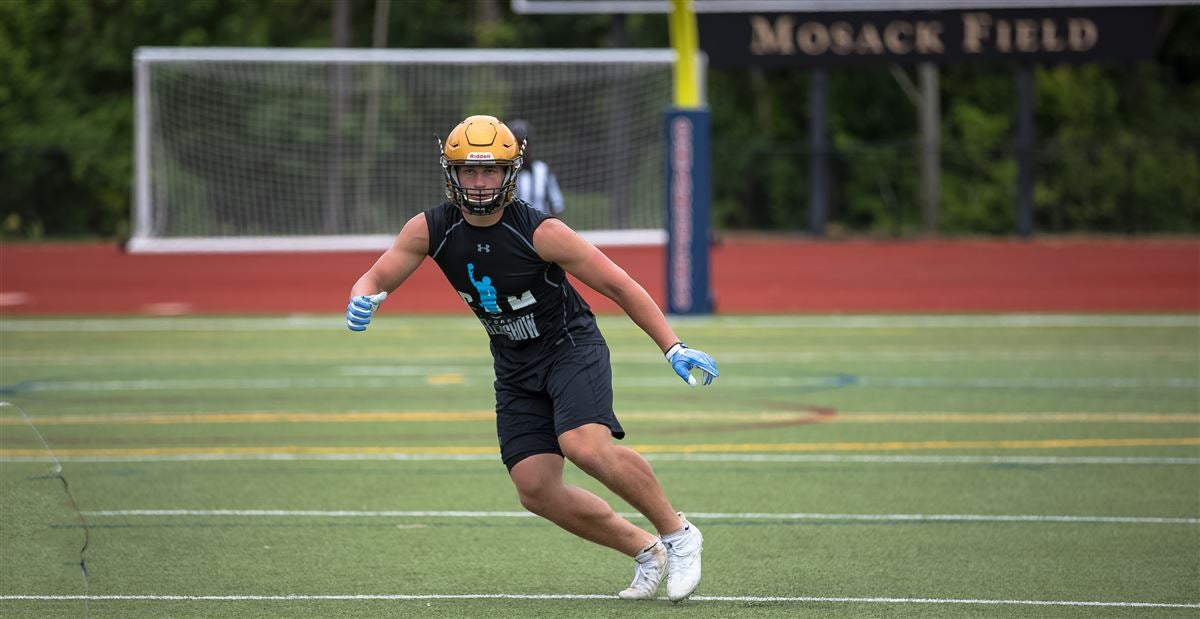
[1,411,1197,426]
[2,437,1197,458]
[834,413,1200,424]
[0,411,494,425]
[0,445,498,457]
[631,438,1200,453]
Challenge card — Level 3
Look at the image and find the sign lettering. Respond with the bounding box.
[701,7,1155,67]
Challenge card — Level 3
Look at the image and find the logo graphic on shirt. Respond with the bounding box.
[481,314,540,341]
[476,243,491,253]
[467,263,501,314]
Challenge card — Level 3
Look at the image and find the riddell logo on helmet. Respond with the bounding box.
[467,152,494,161]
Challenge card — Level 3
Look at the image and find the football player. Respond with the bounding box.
[347,115,718,602]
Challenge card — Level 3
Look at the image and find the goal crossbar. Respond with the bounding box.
[134,47,680,64]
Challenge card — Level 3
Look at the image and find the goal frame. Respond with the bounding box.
[130,47,698,253]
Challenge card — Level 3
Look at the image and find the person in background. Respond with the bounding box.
[508,119,565,216]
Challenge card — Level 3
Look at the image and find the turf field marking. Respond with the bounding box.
[707,314,1200,329]
[8,348,1194,365]
[0,402,93,600]
[0,594,1197,608]
[633,437,1200,453]
[4,313,1195,332]
[3,437,1198,460]
[4,375,1198,392]
[1,593,1196,608]
[339,366,468,376]
[79,509,1200,525]
[709,349,1200,362]
[4,410,1195,426]
[0,411,496,425]
[833,412,1200,423]
[4,452,1197,464]
[649,454,1200,465]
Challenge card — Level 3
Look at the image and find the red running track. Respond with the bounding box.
[0,237,1196,315]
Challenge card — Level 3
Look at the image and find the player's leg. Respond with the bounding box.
[497,361,668,599]
[550,343,703,602]
[557,424,704,601]
[508,453,656,556]
[496,380,657,557]
[507,452,668,600]
[547,343,683,535]
[557,424,682,533]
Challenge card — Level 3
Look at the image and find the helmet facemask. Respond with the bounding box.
[438,116,524,216]
[440,160,522,216]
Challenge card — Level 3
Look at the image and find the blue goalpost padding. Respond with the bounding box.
[664,107,713,315]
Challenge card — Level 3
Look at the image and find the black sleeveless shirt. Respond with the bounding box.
[424,200,605,381]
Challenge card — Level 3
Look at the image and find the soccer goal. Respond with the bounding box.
[129,47,689,253]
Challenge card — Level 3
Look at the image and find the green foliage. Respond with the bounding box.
[706,10,1200,236]
[1034,64,1200,233]
[1,1,1197,238]
[0,0,333,239]
[709,67,811,230]
[940,100,1017,234]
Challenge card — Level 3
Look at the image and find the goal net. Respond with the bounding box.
[130,48,684,252]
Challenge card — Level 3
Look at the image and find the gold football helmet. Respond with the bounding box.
[439,115,523,216]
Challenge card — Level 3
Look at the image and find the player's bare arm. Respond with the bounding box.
[532,218,680,353]
[346,213,430,332]
[351,213,430,297]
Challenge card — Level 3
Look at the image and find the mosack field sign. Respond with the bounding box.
[699,7,1160,66]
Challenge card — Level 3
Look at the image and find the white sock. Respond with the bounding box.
[660,523,689,544]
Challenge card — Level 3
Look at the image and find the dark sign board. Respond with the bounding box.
[698,7,1160,66]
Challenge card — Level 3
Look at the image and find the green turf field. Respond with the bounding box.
[1,314,1198,618]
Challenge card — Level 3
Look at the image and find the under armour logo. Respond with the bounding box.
[476,244,491,253]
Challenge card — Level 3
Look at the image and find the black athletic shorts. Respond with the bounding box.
[495,343,626,470]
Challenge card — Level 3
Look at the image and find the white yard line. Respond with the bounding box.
[9,349,1195,365]
[0,593,1195,608]
[651,453,1200,465]
[705,315,1200,329]
[4,410,1195,426]
[2,314,1196,333]
[5,375,1197,391]
[4,453,1197,465]
[79,509,1199,525]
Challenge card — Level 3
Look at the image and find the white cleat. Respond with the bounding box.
[664,513,703,603]
[618,539,668,600]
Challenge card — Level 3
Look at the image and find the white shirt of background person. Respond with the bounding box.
[517,160,564,215]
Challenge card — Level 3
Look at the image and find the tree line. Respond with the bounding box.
[1,0,1196,240]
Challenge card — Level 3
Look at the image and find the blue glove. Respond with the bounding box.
[665,342,719,387]
[346,291,388,332]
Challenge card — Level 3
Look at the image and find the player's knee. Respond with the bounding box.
[517,491,545,515]
[515,482,555,515]
[511,473,556,515]
[560,442,611,475]
[558,424,617,474]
